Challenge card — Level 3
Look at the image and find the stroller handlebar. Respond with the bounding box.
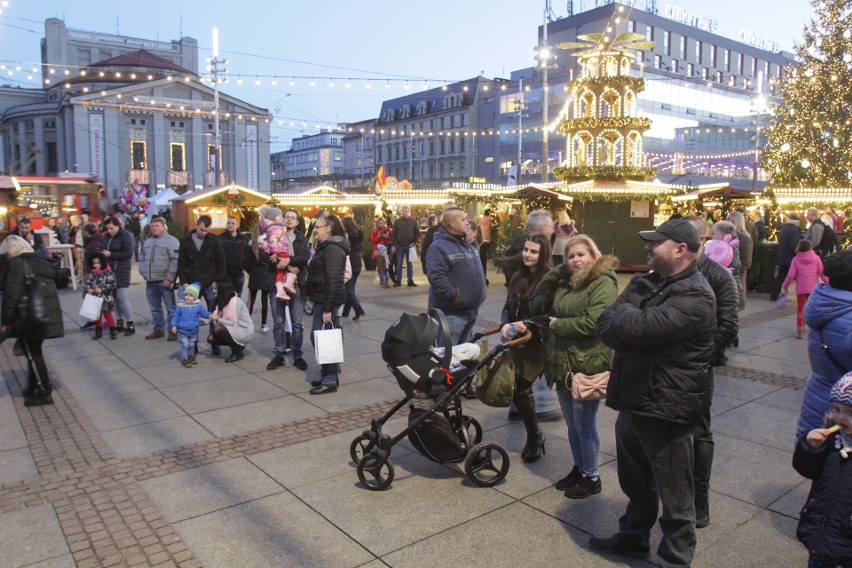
[473,327,533,348]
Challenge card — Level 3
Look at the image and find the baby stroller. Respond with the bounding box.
[350,308,530,490]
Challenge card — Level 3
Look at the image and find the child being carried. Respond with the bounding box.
[259,219,298,300]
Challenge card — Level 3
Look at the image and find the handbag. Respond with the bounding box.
[79,293,104,321]
[475,341,515,407]
[566,367,610,401]
[15,260,52,331]
[408,246,418,263]
[314,322,344,364]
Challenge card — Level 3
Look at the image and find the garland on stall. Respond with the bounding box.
[560,116,651,133]
[553,165,657,183]
[212,191,246,206]
[570,75,646,93]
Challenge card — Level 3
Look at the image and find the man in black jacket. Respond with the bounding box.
[684,216,739,529]
[592,219,716,568]
[218,216,249,297]
[771,214,803,301]
[390,205,420,287]
[177,215,225,354]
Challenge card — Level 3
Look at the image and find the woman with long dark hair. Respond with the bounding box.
[208,277,254,362]
[500,233,554,462]
[244,218,277,334]
[341,216,365,320]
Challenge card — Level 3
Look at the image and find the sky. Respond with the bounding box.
[0,0,815,153]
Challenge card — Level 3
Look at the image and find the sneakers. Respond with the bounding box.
[563,474,601,499]
[266,355,286,370]
[589,533,651,559]
[145,331,165,340]
[181,357,191,368]
[261,324,270,334]
[293,358,308,371]
[188,355,197,367]
[555,467,582,490]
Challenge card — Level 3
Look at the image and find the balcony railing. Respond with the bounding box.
[126,169,150,185]
[168,170,189,187]
[204,170,227,188]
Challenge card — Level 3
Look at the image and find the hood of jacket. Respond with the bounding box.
[569,255,619,290]
[317,235,351,255]
[795,249,820,266]
[805,284,852,330]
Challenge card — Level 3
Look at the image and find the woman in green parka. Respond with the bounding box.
[535,234,618,499]
[499,233,553,463]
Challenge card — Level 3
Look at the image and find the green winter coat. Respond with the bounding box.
[537,255,619,390]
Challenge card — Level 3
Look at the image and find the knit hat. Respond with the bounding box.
[184,282,201,301]
[824,249,852,292]
[830,373,852,407]
[261,207,282,221]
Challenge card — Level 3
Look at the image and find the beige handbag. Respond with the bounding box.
[565,362,610,401]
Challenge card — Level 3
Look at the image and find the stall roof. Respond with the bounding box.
[670,184,755,201]
[172,184,271,206]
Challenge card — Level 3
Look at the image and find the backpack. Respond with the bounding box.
[814,219,837,256]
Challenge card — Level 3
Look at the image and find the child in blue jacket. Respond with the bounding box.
[170,282,218,367]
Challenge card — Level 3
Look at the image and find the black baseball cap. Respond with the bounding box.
[639,219,701,252]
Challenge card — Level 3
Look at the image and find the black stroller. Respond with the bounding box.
[350,308,530,490]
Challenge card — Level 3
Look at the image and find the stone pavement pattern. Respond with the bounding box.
[0,267,815,567]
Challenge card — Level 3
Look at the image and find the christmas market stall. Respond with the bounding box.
[170,183,271,232]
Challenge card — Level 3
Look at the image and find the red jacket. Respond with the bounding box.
[369,226,391,258]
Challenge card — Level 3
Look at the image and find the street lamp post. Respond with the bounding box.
[535,2,557,184]
[751,95,767,192]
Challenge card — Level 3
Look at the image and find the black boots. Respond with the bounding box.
[522,429,546,462]
[124,321,136,337]
[116,319,126,332]
[92,327,103,340]
[696,497,710,529]
[515,383,545,463]
[109,327,118,340]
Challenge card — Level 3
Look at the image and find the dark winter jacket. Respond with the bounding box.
[793,434,852,564]
[101,229,135,288]
[697,255,740,361]
[1,253,64,340]
[83,232,104,268]
[287,230,311,286]
[425,227,486,316]
[177,230,225,290]
[777,221,802,266]
[796,284,852,440]
[138,232,179,283]
[420,224,440,275]
[219,231,250,277]
[597,263,716,425]
[84,252,117,311]
[499,267,555,381]
[307,236,350,312]
[391,216,419,247]
[346,227,364,273]
[537,256,619,389]
[170,299,213,336]
[244,248,277,292]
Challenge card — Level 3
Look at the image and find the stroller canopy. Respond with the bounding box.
[382,312,438,365]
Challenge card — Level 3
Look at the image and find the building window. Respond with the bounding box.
[449,162,455,178]
[76,48,91,67]
[752,58,758,79]
[131,141,147,170]
[170,143,185,171]
[459,137,465,153]
[688,63,694,77]
[207,144,220,170]
[702,68,709,79]
[717,71,723,82]
[654,54,662,69]
[680,36,686,58]
[46,142,58,173]
[646,26,653,42]
[724,49,730,71]
[663,31,670,55]
[440,139,446,155]
[737,53,743,74]
[709,46,716,68]
[671,59,679,73]
[695,41,702,63]
[627,20,635,32]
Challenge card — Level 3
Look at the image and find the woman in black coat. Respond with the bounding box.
[101,216,136,335]
[244,230,277,333]
[341,217,365,320]
[0,235,65,406]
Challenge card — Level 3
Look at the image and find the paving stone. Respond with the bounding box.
[100,416,215,459]
[692,511,807,567]
[0,503,69,566]
[80,389,186,431]
[192,394,326,438]
[712,401,800,451]
[161,375,287,414]
[0,447,39,486]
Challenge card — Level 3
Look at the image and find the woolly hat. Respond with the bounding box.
[831,372,852,407]
[824,249,852,292]
[184,282,201,300]
[261,207,282,221]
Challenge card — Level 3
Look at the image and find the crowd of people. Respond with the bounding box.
[1,200,851,567]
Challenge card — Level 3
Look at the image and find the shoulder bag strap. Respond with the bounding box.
[819,327,847,375]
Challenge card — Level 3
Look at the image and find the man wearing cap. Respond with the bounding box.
[591,219,716,568]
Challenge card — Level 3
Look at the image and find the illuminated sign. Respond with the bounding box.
[664,4,718,33]
[469,176,487,184]
[737,30,780,53]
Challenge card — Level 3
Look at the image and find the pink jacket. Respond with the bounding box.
[782,250,829,295]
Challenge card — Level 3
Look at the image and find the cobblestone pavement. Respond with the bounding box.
[0,270,814,567]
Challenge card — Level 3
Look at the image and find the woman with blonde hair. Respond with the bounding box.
[726,210,752,304]
[535,234,618,498]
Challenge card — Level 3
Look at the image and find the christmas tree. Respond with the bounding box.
[763,0,852,188]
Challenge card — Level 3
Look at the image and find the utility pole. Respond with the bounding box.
[541,4,550,183]
[210,28,226,188]
[517,77,524,174]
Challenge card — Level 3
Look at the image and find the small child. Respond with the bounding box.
[260,220,297,300]
[376,243,391,288]
[84,252,118,340]
[170,282,218,367]
[783,239,830,339]
[794,372,852,567]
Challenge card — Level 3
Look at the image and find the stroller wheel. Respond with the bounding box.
[464,442,510,487]
[350,434,376,465]
[357,454,395,490]
[462,416,483,446]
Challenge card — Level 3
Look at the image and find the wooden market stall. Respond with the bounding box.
[170,184,272,232]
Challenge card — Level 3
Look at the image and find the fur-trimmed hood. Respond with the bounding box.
[568,254,619,290]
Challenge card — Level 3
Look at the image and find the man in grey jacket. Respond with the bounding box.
[138,216,179,340]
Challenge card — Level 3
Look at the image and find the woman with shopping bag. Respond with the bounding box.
[0,235,65,407]
[307,215,350,395]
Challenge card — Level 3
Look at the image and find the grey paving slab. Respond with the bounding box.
[742,336,810,365]
[0,447,38,486]
[341,352,394,381]
[693,511,807,567]
[137,358,248,388]
[754,386,806,412]
[45,352,130,381]
[140,457,285,523]
[173,492,375,568]
[0,391,27,451]
[249,421,411,490]
[292,452,514,556]
[24,555,77,568]
[100,415,215,459]
[192,394,326,438]
[712,401,800,451]
[709,393,749,417]
[0,503,69,568]
[161,374,287,414]
[253,368,318,394]
[709,432,802,507]
[712,374,784,402]
[294,377,403,414]
[55,367,153,401]
[726,352,813,378]
[768,479,809,519]
[81,388,186,431]
[384,500,649,568]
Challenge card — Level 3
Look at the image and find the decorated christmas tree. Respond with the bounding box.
[763,0,852,188]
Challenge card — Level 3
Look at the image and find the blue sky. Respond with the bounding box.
[0,0,814,152]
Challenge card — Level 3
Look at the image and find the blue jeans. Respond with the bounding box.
[178,331,198,359]
[310,304,342,386]
[228,273,245,298]
[557,388,601,477]
[395,244,414,283]
[445,311,477,345]
[343,269,363,315]
[273,286,304,360]
[201,285,217,337]
[146,281,177,333]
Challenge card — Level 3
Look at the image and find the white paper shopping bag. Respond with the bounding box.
[79,294,104,321]
[314,324,344,364]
